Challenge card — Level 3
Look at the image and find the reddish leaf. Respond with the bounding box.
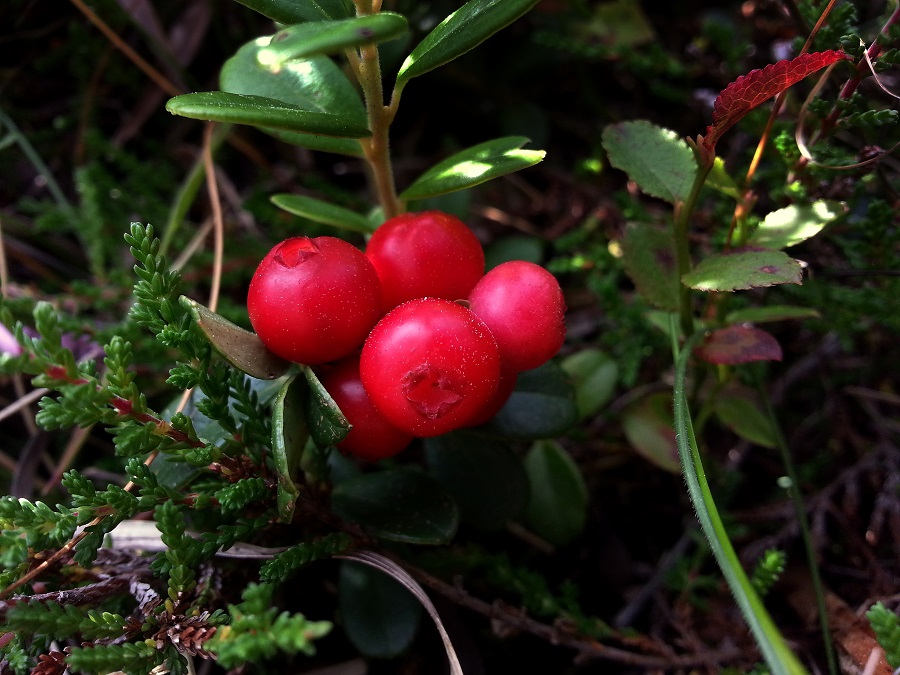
[701,51,850,153]
[697,325,783,365]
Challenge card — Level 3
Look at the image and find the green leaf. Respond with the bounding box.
[482,361,577,439]
[166,92,370,139]
[271,194,374,233]
[397,0,541,87]
[601,121,697,203]
[620,223,680,311]
[300,365,350,448]
[725,305,820,324]
[338,561,422,658]
[258,14,408,67]
[217,36,369,155]
[523,440,588,546]
[749,200,845,249]
[622,392,679,473]
[331,469,459,544]
[399,137,545,201]
[673,332,809,675]
[181,296,290,380]
[713,386,777,449]
[272,376,307,522]
[682,248,803,292]
[706,156,741,199]
[424,430,529,531]
[560,348,618,420]
[231,0,353,23]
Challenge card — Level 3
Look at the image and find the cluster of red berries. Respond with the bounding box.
[247,211,566,460]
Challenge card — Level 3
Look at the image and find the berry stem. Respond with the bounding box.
[351,0,403,220]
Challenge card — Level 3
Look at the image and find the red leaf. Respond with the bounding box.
[701,50,850,153]
[696,325,783,365]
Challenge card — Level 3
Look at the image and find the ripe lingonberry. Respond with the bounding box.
[465,368,517,427]
[360,298,501,437]
[320,355,413,461]
[467,260,566,372]
[365,211,485,309]
[247,236,382,365]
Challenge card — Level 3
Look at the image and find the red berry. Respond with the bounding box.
[365,211,485,309]
[465,369,518,427]
[467,261,566,372]
[320,356,414,461]
[247,236,382,365]
[360,298,501,437]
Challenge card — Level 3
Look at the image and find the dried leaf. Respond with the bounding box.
[702,51,850,152]
[697,325,783,365]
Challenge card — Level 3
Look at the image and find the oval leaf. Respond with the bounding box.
[481,361,577,439]
[601,121,697,203]
[622,392,679,473]
[620,223,680,310]
[713,386,778,449]
[180,296,290,380]
[166,92,370,138]
[560,348,618,420]
[399,137,545,201]
[682,248,803,291]
[397,0,541,87]
[338,560,423,658]
[219,36,369,155]
[424,430,529,531]
[702,51,850,153]
[749,200,845,249]
[300,365,350,447]
[272,375,307,522]
[259,14,408,67]
[725,304,820,324]
[696,325,782,365]
[271,194,374,233]
[331,469,459,544]
[523,440,588,546]
[231,0,353,23]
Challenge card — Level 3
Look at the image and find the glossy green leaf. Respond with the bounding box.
[578,0,654,49]
[399,137,545,201]
[749,200,845,249]
[258,14,408,67]
[166,92,370,138]
[272,376,307,522]
[180,296,290,380]
[300,365,350,447]
[424,431,529,531]
[621,223,680,311]
[523,440,588,546]
[339,561,422,658]
[331,469,459,544]
[482,361,577,439]
[231,0,353,24]
[714,386,777,449]
[271,194,373,233]
[560,348,618,420]
[218,35,369,155]
[622,392,679,473]
[396,0,541,87]
[725,305,820,324]
[601,121,697,203]
[682,248,803,292]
